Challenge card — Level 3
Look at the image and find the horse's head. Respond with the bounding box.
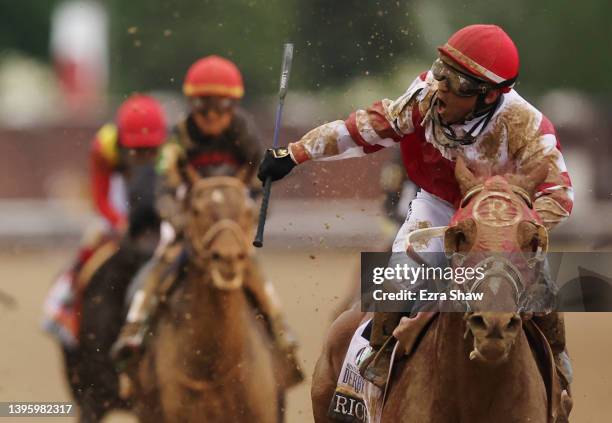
[124,163,161,255]
[448,157,549,364]
[184,176,254,290]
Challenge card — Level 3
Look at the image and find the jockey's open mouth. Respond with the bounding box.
[433,89,471,126]
[436,97,447,116]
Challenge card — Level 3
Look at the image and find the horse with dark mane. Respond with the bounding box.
[312,158,571,423]
[62,163,160,423]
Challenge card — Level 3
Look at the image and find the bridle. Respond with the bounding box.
[184,178,253,290]
[188,218,250,261]
[405,180,549,311]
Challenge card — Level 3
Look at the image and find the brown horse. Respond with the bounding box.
[312,158,570,423]
[130,176,285,423]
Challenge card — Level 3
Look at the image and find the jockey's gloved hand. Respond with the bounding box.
[257,148,297,182]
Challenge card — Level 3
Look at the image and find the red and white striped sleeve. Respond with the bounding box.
[288,73,428,164]
[525,115,574,230]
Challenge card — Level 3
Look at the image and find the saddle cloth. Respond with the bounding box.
[42,240,118,347]
[327,319,391,423]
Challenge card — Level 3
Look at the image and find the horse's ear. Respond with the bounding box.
[455,156,479,196]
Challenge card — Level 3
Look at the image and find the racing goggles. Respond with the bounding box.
[431,58,491,97]
[191,96,236,114]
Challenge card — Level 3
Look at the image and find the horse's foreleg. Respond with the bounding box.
[311,306,366,423]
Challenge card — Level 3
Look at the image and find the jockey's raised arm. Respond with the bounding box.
[287,74,426,164]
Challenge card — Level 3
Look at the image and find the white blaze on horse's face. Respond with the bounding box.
[211,189,225,204]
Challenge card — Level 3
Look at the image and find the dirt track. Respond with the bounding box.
[1,248,611,422]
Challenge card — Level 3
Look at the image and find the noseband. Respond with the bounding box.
[188,219,250,264]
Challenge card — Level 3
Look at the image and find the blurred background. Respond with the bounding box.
[1,0,611,422]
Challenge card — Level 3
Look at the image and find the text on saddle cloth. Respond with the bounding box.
[328,319,387,423]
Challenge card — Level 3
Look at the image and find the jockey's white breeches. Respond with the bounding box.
[392,189,456,253]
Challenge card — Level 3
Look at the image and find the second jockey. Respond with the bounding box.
[43,94,167,346]
[112,55,304,386]
[258,25,573,396]
[91,95,167,231]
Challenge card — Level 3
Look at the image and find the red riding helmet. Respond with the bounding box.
[117,95,167,148]
[438,24,519,92]
[183,55,244,99]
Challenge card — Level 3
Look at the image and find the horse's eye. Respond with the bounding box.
[507,315,521,330]
[211,252,221,261]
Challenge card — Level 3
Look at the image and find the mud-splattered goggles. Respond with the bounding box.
[431,58,491,97]
[191,96,237,114]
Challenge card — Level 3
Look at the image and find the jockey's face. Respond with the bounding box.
[433,55,501,125]
[435,82,478,125]
[190,96,236,136]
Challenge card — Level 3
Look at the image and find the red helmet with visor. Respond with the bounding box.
[438,24,519,93]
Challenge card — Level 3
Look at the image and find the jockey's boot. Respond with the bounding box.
[358,312,401,388]
[244,258,305,388]
[532,312,573,421]
[110,241,183,368]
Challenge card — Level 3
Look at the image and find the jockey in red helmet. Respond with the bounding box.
[153,55,263,227]
[112,56,303,388]
[44,94,167,347]
[258,24,573,409]
[164,55,257,178]
[91,95,167,230]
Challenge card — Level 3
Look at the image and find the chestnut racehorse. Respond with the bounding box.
[312,158,570,423]
[130,176,285,423]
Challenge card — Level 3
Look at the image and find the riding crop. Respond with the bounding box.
[253,42,294,248]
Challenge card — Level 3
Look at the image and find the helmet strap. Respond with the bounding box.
[430,91,500,147]
[465,88,501,121]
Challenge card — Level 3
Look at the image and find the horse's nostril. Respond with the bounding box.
[469,314,486,330]
[507,316,521,330]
